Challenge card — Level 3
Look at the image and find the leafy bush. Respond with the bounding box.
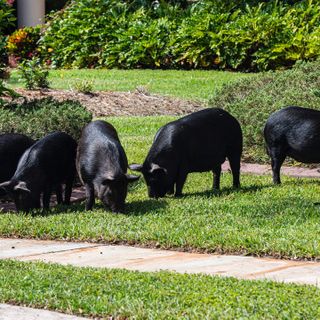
[7,26,42,62]
[18,57,50,89]
[0,79,20,106]
[71,79,94,93]
[209,60,320,163]
[0,0,15,35]
[38,0,320,70]
[0,0,15,76]
[40,0,184,69]
[0,98,92,139]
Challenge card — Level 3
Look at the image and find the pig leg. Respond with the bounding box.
[42,186,52,209]
[212,165,221,190]
[269,147,286,184]
[55,185,63,204]
[85,183,95,210]
[228,153,241,188]
[167,184,175,195]
[175,170,187,197]
[63,177,74,205]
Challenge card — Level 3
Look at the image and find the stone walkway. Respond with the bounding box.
[0,304,87,320]
[222,162,320,178]
[1,238,319,287]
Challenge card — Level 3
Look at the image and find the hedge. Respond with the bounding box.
[37,0,320,71]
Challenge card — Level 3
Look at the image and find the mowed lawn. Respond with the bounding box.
[1,260,320,319]
[7,69,248,101]
[1,116,320,259]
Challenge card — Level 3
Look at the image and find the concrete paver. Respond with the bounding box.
[222,162,320,178]
[0,238,99,259]
[0,304,88,320]
[1,238,320,287]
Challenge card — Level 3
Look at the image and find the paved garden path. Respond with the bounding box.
[1,238,320,287]
[0,304,87,320]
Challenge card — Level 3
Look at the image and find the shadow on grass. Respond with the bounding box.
[49,198,168,216]
[184,183,274,198]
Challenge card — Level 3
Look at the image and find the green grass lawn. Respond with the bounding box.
[1,260,320,319]
[1,116,320,259]
[7,69,248,101]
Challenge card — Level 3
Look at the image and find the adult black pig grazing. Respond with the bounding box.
[0,132,77,212]
[130,108,242,198]
[0,133,34,183]
[76,120,139,212]
[264,106,320,184]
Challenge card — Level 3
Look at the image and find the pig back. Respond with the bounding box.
[150,108,242,172]
[0,133,34,182]
[14,131,77,184]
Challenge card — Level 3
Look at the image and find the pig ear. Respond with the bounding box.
[0,181,12,192]
[14,181,31,193]
[125,174,140,183]
[150,163,167,174]
[129,164,143,172]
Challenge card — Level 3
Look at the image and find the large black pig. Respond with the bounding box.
[0,133,34,183]
[130,108,243,198]
[264,106,320,184]
[0,131,77,212]
[76,120,139,212]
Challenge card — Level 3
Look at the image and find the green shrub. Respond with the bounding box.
[0,98,92,139]
[0,0,15,76]
[18,57,50,89]
[0,79,20,106]
[71,79,94,93]
[38,0,320,70]
[40,0,183,69]
[6,26,42,62]
[209,60,320,163]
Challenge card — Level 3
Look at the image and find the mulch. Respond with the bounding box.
[15,88,204,117]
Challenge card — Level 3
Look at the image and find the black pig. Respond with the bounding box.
[0,133,34,184]
[130,108,242,198]
[264,106,320,184]
[0,131,77,212]
[76,120,139,212]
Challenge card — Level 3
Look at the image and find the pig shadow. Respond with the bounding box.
[184,183,274,198]
[88,199,168,216]
[126,199,167,215]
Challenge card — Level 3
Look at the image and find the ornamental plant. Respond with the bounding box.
[0,0,15,77]
[38,0,320,71]
[7,26,42,63]
[18,57,50,90]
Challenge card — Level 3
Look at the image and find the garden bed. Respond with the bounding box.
[15,88,203,117]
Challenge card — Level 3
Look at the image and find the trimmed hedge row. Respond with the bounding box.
[37,0,320,71]
[210,60,320,162]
